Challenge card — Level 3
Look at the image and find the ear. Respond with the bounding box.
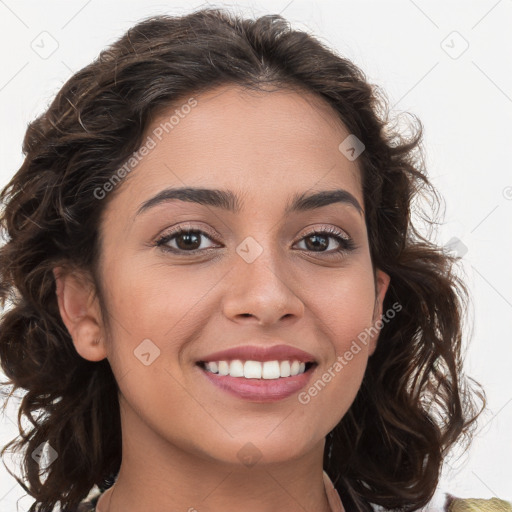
[53,266,107,362]
[368,268,391,356]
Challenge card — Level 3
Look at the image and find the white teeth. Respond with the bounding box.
[262,361,280,379]
[202,359,310,379]
[218,361,229,376]
[279,360,291,377]
[229,359,244,377]
[244,360,262,379]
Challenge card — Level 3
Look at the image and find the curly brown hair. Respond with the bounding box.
[0,7,484,512]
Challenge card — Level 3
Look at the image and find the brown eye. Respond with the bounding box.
[294,227,356,255]
[156,228,219,253]
[173,231,202,251]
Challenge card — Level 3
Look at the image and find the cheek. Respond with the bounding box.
[104,261,213,335]
[291,262,377,423]
[301,261,377,349]
[100,263,220,439]
[101,259,229,385]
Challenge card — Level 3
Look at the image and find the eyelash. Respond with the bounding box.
[154,225,356,258]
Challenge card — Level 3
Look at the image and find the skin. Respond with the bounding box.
[54,84,390,512]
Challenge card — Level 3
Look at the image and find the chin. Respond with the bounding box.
[200,434,317,468]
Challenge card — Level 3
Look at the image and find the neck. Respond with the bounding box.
[97,399,333,512]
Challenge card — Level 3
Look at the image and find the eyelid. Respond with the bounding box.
[156,222,222,242]
[298,224,351,242]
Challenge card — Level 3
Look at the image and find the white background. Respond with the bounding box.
[0,0,511,510]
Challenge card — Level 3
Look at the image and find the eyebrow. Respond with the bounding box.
[136,186,364,217]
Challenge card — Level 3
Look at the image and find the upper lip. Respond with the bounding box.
[197,344,317,363]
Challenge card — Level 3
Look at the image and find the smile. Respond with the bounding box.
[198,359,315,379]
[196,360,318,402]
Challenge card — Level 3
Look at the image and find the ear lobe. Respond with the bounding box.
[369,269,391,356]
[53,266,107,362]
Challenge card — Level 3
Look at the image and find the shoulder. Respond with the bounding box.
[444,494,512,512]
[419,493,512,512]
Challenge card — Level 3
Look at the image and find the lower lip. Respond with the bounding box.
[197,364,317,402]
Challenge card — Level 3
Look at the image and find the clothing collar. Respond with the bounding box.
[96,471,346,512]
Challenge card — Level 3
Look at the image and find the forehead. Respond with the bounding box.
[107,84,363,217]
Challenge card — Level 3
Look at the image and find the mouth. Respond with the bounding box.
[196,360,317,379]
[195,359,318,402]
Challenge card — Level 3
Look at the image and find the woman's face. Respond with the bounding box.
[60,84,390,466]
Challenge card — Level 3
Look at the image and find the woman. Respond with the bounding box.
[0,7,507,512]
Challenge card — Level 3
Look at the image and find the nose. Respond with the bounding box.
[221,244,305,326]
